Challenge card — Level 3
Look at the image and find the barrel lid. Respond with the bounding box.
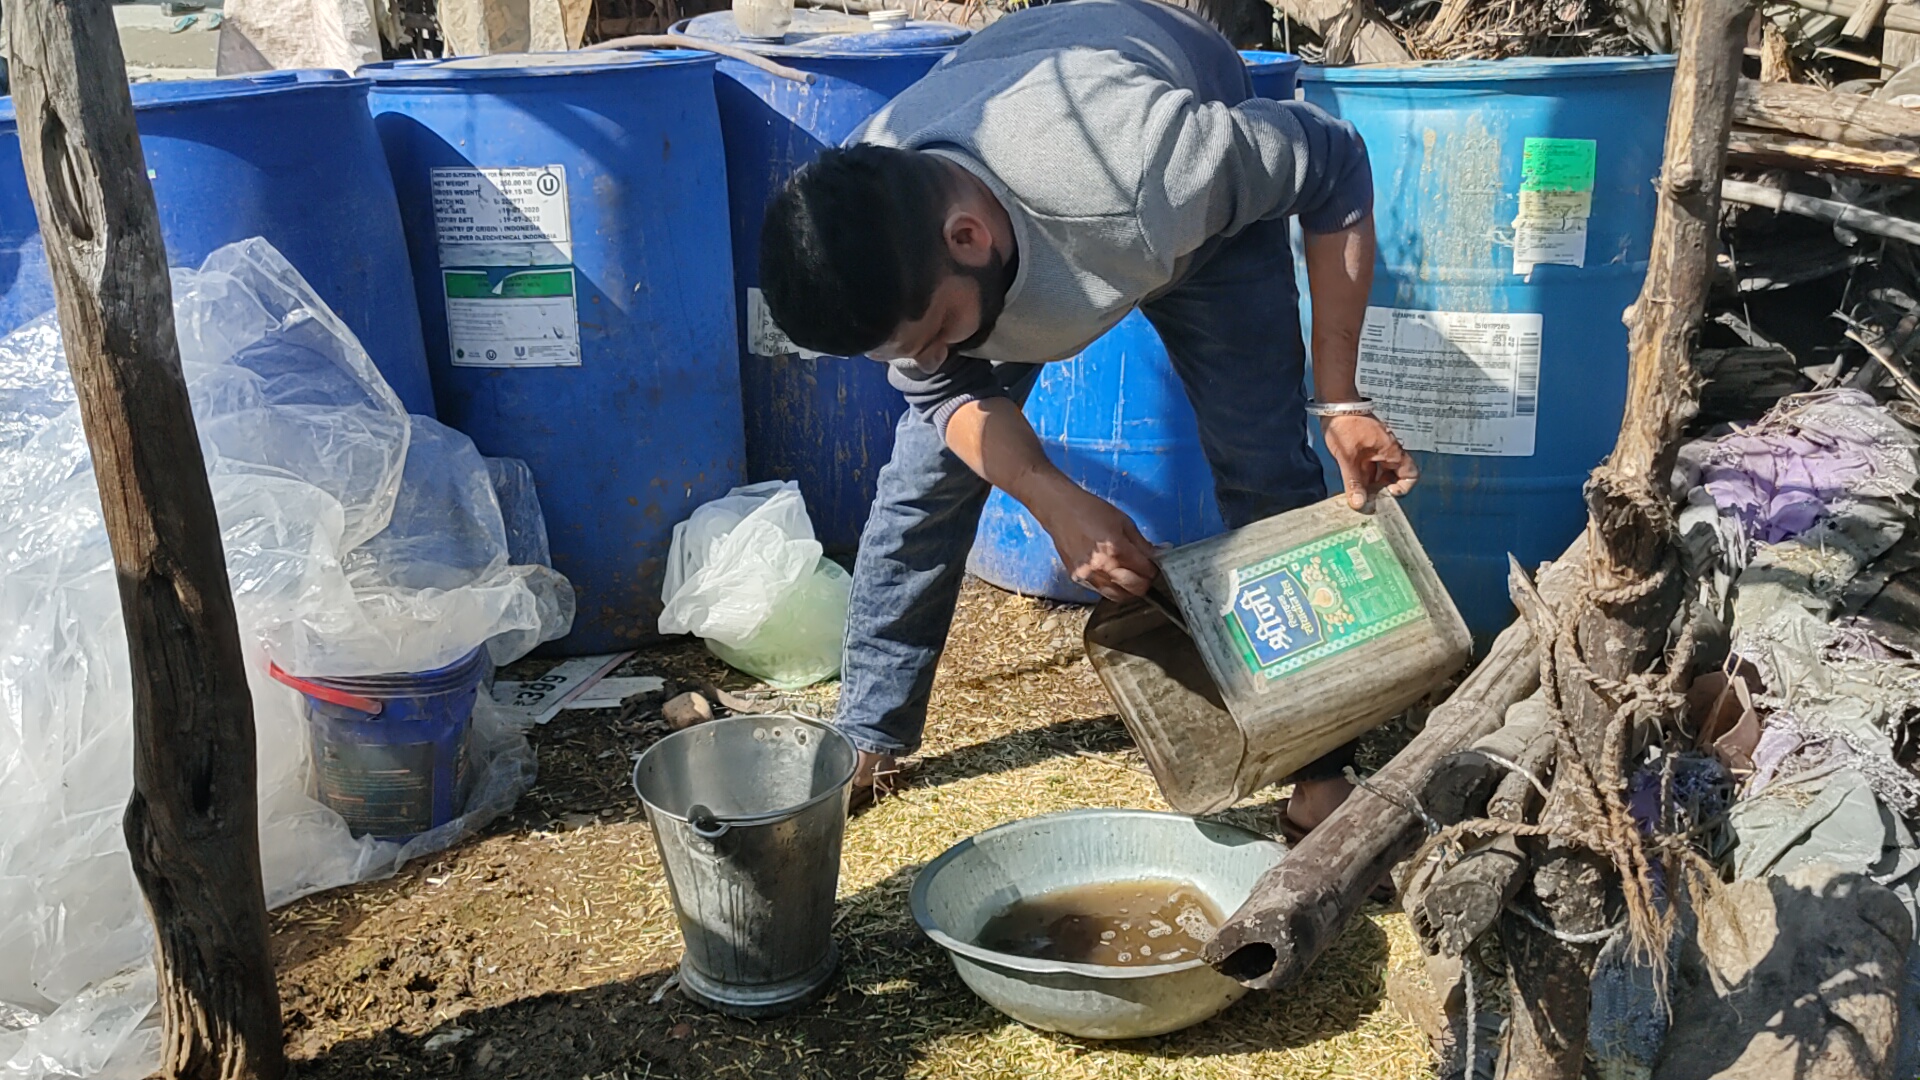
[0,69,363,128]
[1300,54,1677,84]
[672,10,968,57]
[362,49,715,83]
[1240,49,1302,71]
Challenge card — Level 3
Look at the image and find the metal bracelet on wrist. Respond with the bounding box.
[1305,398,1376,418]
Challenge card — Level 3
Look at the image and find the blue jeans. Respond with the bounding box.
[835,215,1326,756]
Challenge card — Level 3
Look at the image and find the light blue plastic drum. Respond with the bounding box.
[1298,56,1676,644]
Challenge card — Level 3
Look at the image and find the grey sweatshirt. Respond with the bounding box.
[850,0,1374,433]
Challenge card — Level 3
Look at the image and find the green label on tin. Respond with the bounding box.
[1223,523,1426,681]
[1520,137,1597,193]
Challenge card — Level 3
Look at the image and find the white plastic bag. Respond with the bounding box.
[658,481,850,688]
[0,238,572,1080]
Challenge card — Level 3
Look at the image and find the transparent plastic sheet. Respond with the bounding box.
[486,456,553,569]
[0,239,572,1079]
[657,480,849,689]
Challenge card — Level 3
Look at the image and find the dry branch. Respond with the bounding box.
[1722,178,1920,246]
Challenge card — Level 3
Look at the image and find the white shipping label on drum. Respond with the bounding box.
[1354,306,1543,457]
[432,165,572,265]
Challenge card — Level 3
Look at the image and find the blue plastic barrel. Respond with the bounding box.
[273,647,489,841]
[673,11,969,554]
[366,53,745,654]
[1298,57,1675,644]
[0,72,437,416]
[966,51,1302,602]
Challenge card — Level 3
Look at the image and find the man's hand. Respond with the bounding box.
[1033,486,1159,602]
[1321,413,1417,510]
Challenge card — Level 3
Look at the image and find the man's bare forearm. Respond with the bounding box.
[942,396,1080,521]
[1303,215,1376,404]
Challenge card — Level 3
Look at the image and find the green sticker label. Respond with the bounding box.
[1223,523,1426,681]
[443,266,581,368]
[1520,137,1597,193]
[443,268,575,299]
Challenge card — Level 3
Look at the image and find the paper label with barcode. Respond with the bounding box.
[1354,306,1543,457]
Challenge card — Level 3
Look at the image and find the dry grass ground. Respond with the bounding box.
[273,578,1440,1080]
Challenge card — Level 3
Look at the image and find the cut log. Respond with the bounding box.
[1733,78,1920,146]
[1419,700,1552,828]
[1205,538,1588,990]
[1694,345,1809,424]
[6,0,286,1077]
[1414,703,1556,958]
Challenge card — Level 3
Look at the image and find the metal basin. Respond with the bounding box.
[910,809,1287,1039]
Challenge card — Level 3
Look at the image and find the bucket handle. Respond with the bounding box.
[685,804,734,840]
[682,802,804,840]
[267,662,384,715]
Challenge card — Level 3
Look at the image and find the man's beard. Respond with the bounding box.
[948,249,1013,356]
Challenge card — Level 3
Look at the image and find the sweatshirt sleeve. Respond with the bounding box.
[885,355,1010,439]
[1135,92,1373,264]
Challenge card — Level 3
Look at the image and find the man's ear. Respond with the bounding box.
[943,209,996,269]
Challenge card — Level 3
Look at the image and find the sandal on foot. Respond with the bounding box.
[848,752,918,815]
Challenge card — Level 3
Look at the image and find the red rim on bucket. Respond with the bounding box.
[268,661,385,715]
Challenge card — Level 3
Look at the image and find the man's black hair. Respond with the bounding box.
[759,145,958,357]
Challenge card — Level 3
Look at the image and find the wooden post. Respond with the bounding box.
[1499,0,1750,1075]
[6,2,287,1078]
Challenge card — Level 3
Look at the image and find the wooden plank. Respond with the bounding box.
[1886,2,1920,75]
[4,0,286,1077]
[1780,0,1920,33]
[1204,538,1588,991]
[1842,0,1889,37]
[1727,127,1920,181]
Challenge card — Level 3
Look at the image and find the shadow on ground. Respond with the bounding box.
[292,857,1392,1080]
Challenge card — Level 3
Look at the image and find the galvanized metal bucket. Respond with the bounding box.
[632,714,857,1016]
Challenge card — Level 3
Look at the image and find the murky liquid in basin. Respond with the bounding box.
[974,879,1223,966]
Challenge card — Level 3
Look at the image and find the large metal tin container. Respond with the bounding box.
[1085,495,1469,813]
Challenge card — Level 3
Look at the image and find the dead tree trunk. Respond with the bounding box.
[1501,0,1750,1076]
[6,2,286,1078]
